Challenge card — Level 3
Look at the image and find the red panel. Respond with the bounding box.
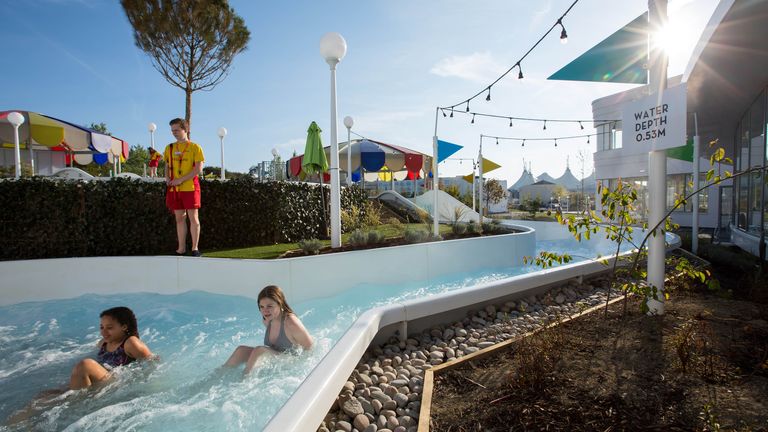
[289,156,303,177]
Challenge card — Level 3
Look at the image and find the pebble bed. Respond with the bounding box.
[316,276,619,432]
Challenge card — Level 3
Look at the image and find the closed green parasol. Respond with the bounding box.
[302,121,329,237]
[302,121,328,174]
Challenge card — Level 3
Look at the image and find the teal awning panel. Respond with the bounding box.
[548,12,648,84]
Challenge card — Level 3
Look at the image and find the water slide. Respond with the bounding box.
[374,189,482,223]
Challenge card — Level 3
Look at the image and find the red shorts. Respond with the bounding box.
[166,189,201,210]
[149,160,159,168]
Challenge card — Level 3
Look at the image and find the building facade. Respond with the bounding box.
[591,0,767,259]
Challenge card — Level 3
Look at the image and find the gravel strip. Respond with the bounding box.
[317,276,619,432]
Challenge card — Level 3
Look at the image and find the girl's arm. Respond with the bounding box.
[124,336,154,360]
[284,314,313,350]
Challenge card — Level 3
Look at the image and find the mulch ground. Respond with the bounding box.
[429,288,768,431]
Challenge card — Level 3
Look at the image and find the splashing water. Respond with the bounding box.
[0,238,634,431]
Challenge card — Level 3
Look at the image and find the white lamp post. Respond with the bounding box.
[7,112,25,179]
[343,116,354,185]
[148,122,157,149]
[218,127,227,181]
[320,32,347,248]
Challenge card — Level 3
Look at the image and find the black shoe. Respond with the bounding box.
[191,250,202,257]
[175,250,186,256]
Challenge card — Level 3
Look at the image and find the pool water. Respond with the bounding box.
[0,237,636,431]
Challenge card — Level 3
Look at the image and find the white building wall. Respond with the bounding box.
[591,76,726,229]
[519,183,557,203]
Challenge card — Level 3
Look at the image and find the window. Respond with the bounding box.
[666,174,708,213]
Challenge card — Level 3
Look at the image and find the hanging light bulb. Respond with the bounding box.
[518,64,524,79]
[543,120,547,130]
[587,135,590,144]
[466,101,470,112]
[486,87,491,101]
[554,139,558,147]
[522,139,525,147]
[579,121,584,130]
[509,118,513,127]
[558,19,568,44]
[496,138,499,146]
[442,109,447,117]
[450,110,454,118]
[471,113,476,124]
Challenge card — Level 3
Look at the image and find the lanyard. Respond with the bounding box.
[174,142,190,178]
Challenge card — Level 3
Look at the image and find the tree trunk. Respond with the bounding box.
[185,87,192,137]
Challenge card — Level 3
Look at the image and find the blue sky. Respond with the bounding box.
[1,0,718,183]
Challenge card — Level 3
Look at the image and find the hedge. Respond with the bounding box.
[0,178,367,260]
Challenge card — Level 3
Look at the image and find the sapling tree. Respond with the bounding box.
[528,139,767,316]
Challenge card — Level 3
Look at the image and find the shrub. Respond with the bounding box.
[467,220,480,234]
[298,238,323,255]
[367,231,385,244]
[0,177,368,260]
[362,200,382,227]
[452,223,467,235]
[349,229,368,246]
[341,203,362,233]
[481,222,497,234]
[386,217,404,234]
[404,227,430,243]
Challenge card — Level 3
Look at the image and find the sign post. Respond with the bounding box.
[622,84,686,315]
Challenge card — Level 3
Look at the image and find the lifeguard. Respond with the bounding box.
[164,118,205,257]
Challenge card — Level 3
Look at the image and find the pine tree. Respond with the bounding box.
[121,0,250,134]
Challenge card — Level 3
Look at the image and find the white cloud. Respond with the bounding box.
[350,110,426,137]
[429,52,506,83]
[271,138,305,157]
[530,1,553,29]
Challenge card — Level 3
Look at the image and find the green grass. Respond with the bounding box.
[205,223,452,259]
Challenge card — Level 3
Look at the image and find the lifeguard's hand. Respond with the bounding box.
[168,178,183,187]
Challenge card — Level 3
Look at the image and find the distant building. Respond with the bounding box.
[519,180,558,203]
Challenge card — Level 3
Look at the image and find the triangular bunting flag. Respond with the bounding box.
[437,139,463,163]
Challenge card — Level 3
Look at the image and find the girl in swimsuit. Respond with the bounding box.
[69,306,154,390]
[223,285,313,375]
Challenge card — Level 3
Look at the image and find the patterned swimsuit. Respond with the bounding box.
[97,338,135,369]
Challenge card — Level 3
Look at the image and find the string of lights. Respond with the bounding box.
[441,107,618,129]
[481,132,599,147]
[439,0,579,111]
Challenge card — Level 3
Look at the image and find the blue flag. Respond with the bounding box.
[437,139,463,163]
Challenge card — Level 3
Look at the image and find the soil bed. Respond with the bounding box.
[429,292,768,431]
[280,228,521,258]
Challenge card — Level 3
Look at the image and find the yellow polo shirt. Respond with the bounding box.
[164,141,205,192]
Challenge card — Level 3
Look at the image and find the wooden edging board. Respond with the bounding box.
[417,293,628,432]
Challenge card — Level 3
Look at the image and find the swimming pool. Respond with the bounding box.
[0,224,675,431]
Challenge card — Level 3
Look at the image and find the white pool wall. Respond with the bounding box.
[0,225,534,307]
[263,250,626,431]
[263,224,682,432]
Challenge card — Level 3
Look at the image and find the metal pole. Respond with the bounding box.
[220,136,226,181]
[692,112,700,254]
[346,129,352,185]
[13,126,21,179]
[150,130,155,150]
[647,0,669,315]
[472,159,476,213]
[478,135,484,219]
[432,108,440,236]
[328,60,342,248]
[28,143,34,176]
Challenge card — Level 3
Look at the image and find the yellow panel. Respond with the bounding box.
[28,113,65,147]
